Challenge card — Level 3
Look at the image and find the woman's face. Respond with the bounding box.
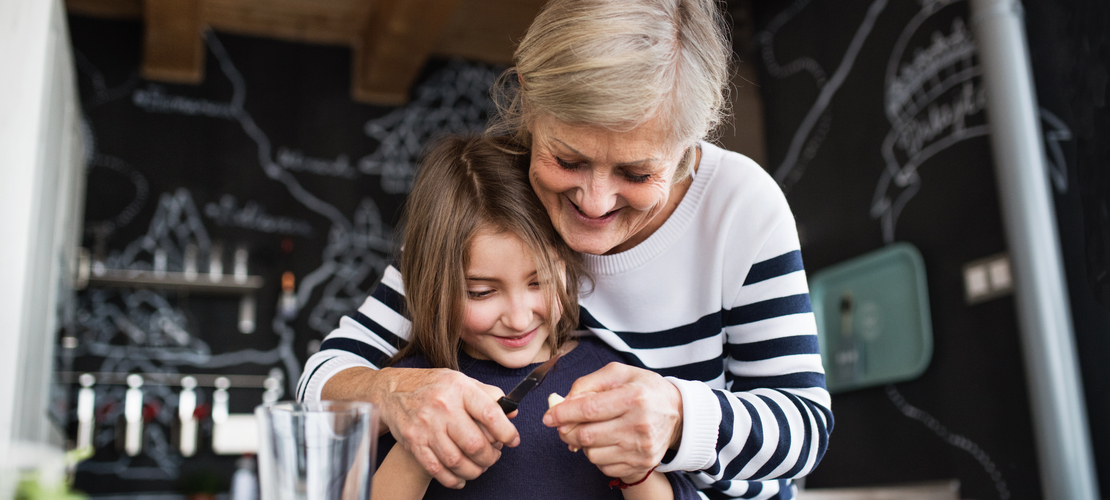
[460,228,556,368]
[529,115,691,255]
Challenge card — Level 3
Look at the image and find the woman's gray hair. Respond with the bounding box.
[489,0,732,178]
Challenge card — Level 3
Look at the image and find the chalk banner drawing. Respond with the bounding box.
[62,28,500,484]
[871,0,989,243]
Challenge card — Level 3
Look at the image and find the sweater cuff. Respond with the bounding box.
[656,377,721,473]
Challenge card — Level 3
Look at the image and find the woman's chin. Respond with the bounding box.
[559,231,619,255]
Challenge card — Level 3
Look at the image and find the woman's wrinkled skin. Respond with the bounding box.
[528,115,694,256]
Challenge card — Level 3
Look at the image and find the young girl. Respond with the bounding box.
[370,135,698,500]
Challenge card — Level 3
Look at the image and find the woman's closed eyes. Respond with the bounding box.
[554,156,652,184]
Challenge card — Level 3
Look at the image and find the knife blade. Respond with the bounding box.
[497,353,561,414]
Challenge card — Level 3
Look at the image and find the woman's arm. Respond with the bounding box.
[296,265,520,489]
[545,216,832,494]
[371,445,433,500]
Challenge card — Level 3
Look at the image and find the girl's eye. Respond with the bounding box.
[468,290,493,299]
[554,157,581,170]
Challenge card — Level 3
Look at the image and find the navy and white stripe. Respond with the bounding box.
[298,142,832,499]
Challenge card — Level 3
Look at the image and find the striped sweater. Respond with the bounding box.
[298,142,832,500]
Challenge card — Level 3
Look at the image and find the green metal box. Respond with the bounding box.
[809,243,933,393]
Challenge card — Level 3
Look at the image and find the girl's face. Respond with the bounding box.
[460,228,558,368]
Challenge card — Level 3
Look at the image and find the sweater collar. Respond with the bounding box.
[582,141,721,275]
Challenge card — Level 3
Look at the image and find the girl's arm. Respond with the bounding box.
[371,445,433,500]
[619,471,672,500]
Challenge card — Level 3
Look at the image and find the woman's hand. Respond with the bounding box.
[542,363,683,479]
[325,366,520,489]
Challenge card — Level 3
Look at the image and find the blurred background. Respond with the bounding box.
[1,0,1108,499]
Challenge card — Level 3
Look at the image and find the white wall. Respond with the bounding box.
[0,0,86,454]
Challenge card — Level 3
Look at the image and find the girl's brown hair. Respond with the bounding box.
[389,135,584,370]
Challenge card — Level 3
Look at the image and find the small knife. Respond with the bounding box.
[497,353,561,414]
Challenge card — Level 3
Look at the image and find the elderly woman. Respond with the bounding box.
[298,0,831,498]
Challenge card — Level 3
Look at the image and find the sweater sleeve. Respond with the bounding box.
[663,194,832,498]
[296,265,411,402]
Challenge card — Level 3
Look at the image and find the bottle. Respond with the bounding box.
[230,454,258,500]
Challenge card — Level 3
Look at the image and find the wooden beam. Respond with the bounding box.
[352,0,462,105]
[434,0,544,64]
[65,0,142,19]
[141,0,205,83]
[203,0,373,46]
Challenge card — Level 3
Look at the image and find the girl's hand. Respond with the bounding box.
[542,362,682,480]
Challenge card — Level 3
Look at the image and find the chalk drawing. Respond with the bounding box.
[758,1,1008,493]
[757,0,827,87]
[204,194,315,237]
[1040,107,1071,194]
[887,385,1010,499]
[358,58,501,194]
[108,189,211,273]
[871,2,989,243]
[84,153,150,241]
[69,189,297,478]
[277,148,358,179]
[73,50,140,109]
[759,0,890,192]
[67,28,498,484]
[132,85,237,119]
[195,32,398,339]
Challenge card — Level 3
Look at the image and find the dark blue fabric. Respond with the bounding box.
[743,251,805,286]
[319,337,389,368]
[377,338,700,499]
[579,308,725,349]
[724,295,812,327]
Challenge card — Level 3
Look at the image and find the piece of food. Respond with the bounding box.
[548,393,565,409]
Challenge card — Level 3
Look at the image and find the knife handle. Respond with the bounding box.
[497,397,518,414]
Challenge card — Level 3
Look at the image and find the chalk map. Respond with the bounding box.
[60,20,501,492]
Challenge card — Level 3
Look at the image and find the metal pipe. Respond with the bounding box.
[969,1,1100,499]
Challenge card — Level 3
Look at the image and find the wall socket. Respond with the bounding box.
[963,253,1013,305]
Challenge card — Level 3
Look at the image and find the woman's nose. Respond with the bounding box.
[574,173,619,217]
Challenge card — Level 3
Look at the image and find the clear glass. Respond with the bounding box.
[255,401,378,500]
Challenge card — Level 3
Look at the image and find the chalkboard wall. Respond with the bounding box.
[59,1,1110,497]
[755,0,1027,497]
[753,0,1109,498]
[61,15,502,495]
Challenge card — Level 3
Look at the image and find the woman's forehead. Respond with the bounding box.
[532,115,685,162]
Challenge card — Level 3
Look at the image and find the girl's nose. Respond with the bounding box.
[502,293,536,332]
